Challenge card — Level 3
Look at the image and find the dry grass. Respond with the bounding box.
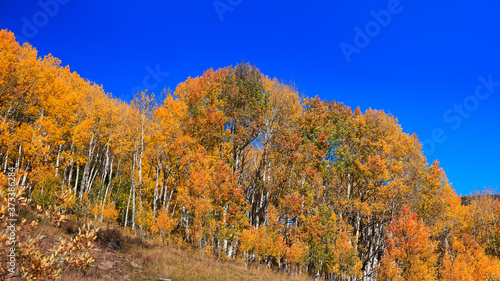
[16,207,312,281]
[129,246,312,281]
[57,242,313,281]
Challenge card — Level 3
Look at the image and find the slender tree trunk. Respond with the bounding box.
[67,161,74,191]
[101,155,115,220]
[3,149,8,173]
[100,145,110,187]
[80,135,94,200]
[61,164,68,191]
[131,152,137,230]
[162,167,171,207]
[153,161,161,217]
[74,165,79,195]
[21,164,29,188]
[102,155,114,204]
[15,145,21,172]
[55,143,62,177]
[112,159,123,203]
[132,185,136,230]
[125,182,132,228]
[87,162,99,195]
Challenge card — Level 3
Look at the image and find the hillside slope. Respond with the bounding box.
[12,206,311,281]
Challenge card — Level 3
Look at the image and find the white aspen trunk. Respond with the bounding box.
[101,155,115,221]
[87,163,96,193]
[125,180,132,228]
[355,212,361,251]
[162,179,168,208]
[110,157,122,203]
[67,162,74,191]
[74,165,79,195]
[165,169,175,210]
[20,164,29,188]
[138,115,145,192]
[61,165,68,191]
[65,142,74,189]
[100,145,110,187]
[131,152,137,230]
[171,199,177,218]
[55,143,62,177]
[15,145,21,172]
[87,162,99,194]
[111,156,122,188]
[132,184,136,230]
[102,155,114,205]
[80,136,94,200]
[364,220,375,280]
[162,168,171,207]
[3,149,8,173]
[158,178,164,208]
[166,188,174,213]
[153,163,160,217]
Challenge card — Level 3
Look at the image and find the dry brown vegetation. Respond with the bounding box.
[12,206,312,281]
[126,246,312,281]
[64,230,313,281]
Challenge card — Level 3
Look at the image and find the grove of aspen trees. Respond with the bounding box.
[2,28,500,280]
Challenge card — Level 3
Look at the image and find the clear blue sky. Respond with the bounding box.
[1,0,499,196]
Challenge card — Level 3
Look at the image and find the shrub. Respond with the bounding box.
[96,228,123,250]
[61,218,83,235]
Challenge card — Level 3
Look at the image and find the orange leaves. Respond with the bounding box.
[361,154,388,181]
[278,192,304,217]
[174,68,231,153]
[157,208,175,234]
[379,207,437,281]
[441,235,500,281]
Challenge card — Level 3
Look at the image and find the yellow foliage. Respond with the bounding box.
[441,236,500,281]
[157,208,175,234]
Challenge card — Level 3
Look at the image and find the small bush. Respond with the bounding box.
[61,218,83,235]
[96,228,123,250]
